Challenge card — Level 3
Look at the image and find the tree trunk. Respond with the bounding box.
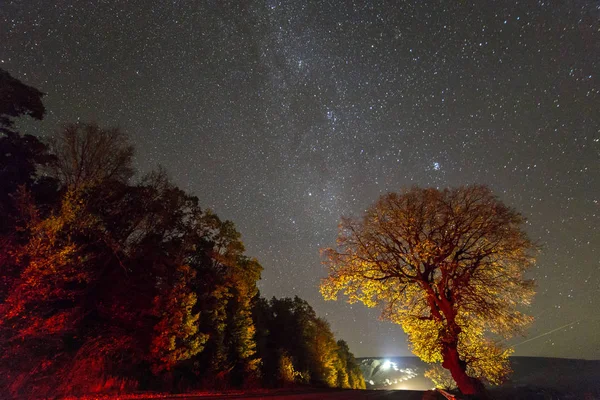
[441,342,486,397]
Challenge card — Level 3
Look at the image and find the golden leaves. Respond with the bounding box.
[425,364,457,390]
[150,264,207,374]
[320,185,538,387]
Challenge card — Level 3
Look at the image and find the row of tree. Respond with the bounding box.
[0,69,364,397]
[254,296,364,389]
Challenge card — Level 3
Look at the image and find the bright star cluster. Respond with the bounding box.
[2,0,598,358]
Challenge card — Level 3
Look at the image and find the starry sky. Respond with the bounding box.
[2,0,599,359]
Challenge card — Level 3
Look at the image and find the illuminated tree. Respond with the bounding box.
[0,71,58,302]
[311,317,340,387]
[425,364,457,391]
[150,264,207,375]
[336,340,366,389]
[320,185,536,396]
[190,212,263,388]
[277,351,298,385]
[0,188,99,396]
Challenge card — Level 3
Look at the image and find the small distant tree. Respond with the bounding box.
[276,350,297,385]
[425,364,457,391]
[321,186,537,396]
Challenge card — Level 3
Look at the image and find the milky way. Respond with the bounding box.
[2,0,599,358]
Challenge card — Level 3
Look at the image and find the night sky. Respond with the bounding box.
[2,1,599,359]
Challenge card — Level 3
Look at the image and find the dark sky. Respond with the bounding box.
[2,1,599,359]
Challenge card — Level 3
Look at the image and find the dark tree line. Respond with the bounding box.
[0,69,364,397]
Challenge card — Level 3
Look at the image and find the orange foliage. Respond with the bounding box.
[321,186,537,395]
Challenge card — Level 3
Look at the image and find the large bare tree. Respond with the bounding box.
[321,185,537,396]
[49,123,134,188]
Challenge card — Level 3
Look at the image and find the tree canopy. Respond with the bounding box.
[0,68,45,133]
[0,69,55,235]
[321,186,537,396]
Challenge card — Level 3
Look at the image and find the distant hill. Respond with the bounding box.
[358,356,600,398]
[495,357,600,399]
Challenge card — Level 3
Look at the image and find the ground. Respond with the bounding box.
[154,391,424,399]
[77,389,443,400]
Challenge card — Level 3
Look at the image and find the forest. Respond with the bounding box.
[0,68,365,397]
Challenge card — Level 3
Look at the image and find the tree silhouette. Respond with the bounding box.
[0,68,45,133]
[0,70,57,310]
[321,185,537,396]
[0,69,56,234]
[49,122,135,188]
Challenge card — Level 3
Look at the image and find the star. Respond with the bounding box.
[2,0,598,360]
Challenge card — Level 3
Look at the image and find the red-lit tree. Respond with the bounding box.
[321,186,537,396]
